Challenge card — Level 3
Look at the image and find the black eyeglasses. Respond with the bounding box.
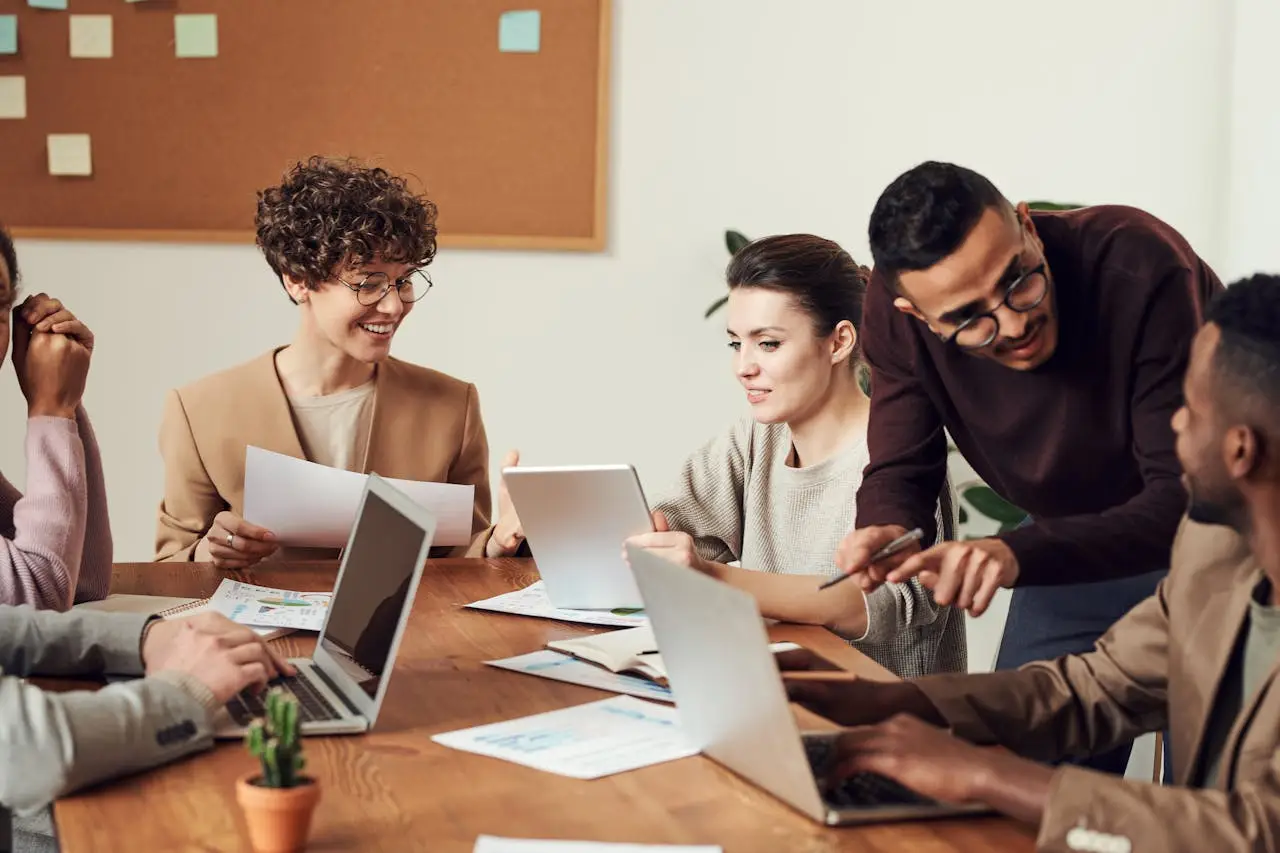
[336,269,433,306]
[944,262,1049,350]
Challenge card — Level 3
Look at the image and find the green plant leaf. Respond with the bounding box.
[725,229,751,255]
[957,504,968,525]
[1025,200,1084,210]
[703,295,729,319]
[960,485,1027,525]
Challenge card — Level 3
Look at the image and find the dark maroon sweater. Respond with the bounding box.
[855,205,1222,585]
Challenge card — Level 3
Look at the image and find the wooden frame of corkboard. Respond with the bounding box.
[0,0,611,251]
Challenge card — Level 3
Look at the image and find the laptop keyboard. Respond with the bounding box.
[226,673,342,727]
[802,735,933,808]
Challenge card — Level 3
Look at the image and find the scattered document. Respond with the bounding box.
[174,13,218,58]
[498,10,541,53]
[466,581,647,628]
[432,695,695,779]
[47,134,92,175]
[69,14,112,58]
[243,446,474,548]
[208,579,331,631]
[0,76,26,120]
[487,650,674,704]
[475,838,721,853]
[0,16,17,55]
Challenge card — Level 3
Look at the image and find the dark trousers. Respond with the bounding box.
[995,567,1173,781]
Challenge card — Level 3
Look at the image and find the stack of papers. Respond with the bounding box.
[475,839,721,853]
[431,695,696,779]
[466,581,648,628]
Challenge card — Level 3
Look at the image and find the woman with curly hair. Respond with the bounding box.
[154,157,494,566]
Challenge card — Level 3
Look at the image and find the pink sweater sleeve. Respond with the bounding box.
[73,407,113,603]
[0,416,90,609]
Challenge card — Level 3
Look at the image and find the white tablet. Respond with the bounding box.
[501,464,653,610]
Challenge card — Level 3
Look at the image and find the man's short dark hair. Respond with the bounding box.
[867,161,1013,286]
[1206,273,1280,439]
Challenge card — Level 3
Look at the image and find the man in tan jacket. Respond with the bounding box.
[784,273,1280,852]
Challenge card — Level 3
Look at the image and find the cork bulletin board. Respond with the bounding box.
[0,0,611,250]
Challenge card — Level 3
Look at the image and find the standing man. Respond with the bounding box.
[837,161,1221,774]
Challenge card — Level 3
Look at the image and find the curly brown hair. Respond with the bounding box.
[255,157,439,298]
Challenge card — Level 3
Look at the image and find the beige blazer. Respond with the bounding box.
[916,517,1280,852]
[155,349,493,562]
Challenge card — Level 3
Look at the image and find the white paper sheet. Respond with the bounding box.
[242,445,474,547]
[465,581,648,628]
[431,695,696,779]
[486,650,674,704]
[475,838,721,853]
[207,579,331,631]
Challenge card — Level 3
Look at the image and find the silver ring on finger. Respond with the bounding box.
[226,532,235,549]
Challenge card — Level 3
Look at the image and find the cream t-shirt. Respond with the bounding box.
[286,381,375,472]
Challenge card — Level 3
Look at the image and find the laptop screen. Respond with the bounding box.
[318,486,426,698]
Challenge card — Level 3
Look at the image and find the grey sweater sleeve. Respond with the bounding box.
[651,419,752,565]
[0,606,217,815]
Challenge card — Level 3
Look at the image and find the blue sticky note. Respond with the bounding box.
[0,17,16,55]
[28,0,68,10]
[499,10,541,53]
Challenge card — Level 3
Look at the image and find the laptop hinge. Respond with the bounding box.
[309,661,364,717]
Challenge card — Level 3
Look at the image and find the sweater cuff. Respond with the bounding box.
[151,670,221,713]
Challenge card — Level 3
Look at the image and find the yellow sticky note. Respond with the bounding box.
[174,14,218,58]
[0,76,26,120]
[47,134,93,176]
[70,15,113,59]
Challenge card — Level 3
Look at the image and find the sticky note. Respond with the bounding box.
[499,10,540,53]
[174,14,218,58]
[70,15,113,58]
[0,76,26,119]
[47,134,93,176]
[28,0,68,10]
[0,16,17,55]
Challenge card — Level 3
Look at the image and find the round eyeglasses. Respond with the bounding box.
[945,263,1049,350]
[337,269,433,306]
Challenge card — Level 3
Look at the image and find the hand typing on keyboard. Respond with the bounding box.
[142,611,295,703]
[800,714,1053,821]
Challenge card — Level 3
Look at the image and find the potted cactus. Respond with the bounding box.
[235,689,321,853]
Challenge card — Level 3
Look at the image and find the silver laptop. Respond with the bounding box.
[501,464,652,610]
[625,543,992,825]
[213,474,435,737]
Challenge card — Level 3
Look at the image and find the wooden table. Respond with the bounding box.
[52,559,1036,852]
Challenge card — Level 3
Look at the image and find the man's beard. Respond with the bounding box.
[1186,480,1245,530]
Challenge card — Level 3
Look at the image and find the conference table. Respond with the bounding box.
[51,559,1036,852]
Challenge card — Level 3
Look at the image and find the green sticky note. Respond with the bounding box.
[499,10,540,53]
[28,0,68,9]
[0,16,16,55]
[174,14,218,58]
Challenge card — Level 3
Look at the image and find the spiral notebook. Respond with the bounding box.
[77,594,295,640]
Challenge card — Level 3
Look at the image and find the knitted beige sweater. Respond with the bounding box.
[652,416,966,678]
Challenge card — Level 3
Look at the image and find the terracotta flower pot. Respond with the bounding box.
[235,773,321,853]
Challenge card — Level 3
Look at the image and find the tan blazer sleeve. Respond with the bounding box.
[453,383,493,558]
[913,572,1170,764]
[155,390,226,561]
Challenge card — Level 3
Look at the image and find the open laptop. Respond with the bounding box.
[212,473,436,738]
[501,464,652,610]
[625,543,993,825]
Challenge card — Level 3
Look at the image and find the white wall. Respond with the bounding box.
[0,0,1239,777]
[1222,0,1280,282]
